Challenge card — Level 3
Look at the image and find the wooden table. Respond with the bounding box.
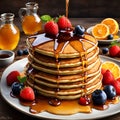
[0,18,120,120]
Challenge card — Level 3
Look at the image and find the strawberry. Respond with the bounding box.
[6,71,20,86]
[116,77,120,82]
[111,80,120,95]
[44,21,58,36]
[79,96,90,105]
[20,87,35,101]
[102,70,114,85]
[101,68,107,75]
[109,45,120,57]
[58,16,72,29]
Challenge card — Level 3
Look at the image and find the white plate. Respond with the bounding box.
[1,56,120,120]
[86,26,120,45]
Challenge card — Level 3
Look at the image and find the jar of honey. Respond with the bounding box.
[19,2,42,35]
[0,13,20,50]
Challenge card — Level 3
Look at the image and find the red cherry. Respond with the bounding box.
[79,96,90,105]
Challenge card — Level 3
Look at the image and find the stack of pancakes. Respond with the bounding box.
[26,29,102,100]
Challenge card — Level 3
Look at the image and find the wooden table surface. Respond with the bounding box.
[0,18,120,120]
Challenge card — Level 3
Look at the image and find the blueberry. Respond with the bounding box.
[102,47,109,54]
[11,82,24,95]
[103,85,116,99]
[23,49,29,55]
[92,89,107,105]
[17,49,23,56]
[107,34,113,40]
[74,25,85,36]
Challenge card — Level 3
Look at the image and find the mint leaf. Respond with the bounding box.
[41,15,52,22]
[17,76,27,83]
[109,40,120,47]
[54,17,59,23]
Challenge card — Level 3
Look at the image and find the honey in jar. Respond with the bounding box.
[0,13,20,50]
[19,2,42,35]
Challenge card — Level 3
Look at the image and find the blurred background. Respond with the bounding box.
[0,0,120,18]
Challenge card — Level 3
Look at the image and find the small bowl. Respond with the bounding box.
[0,50,15,67]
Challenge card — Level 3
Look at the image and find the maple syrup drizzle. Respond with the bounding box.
[66,0,69,17]
[0,54,10,58]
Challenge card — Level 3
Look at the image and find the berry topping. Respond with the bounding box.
[102,70,115,85]
[57,16,72,29]
[44,21,59,36]
[20,86,35,101]
[103,85,116,99]
[92,89,107,105]
[23,48,29,55]
[111,80,120,95]
[17,49,23,56]
[79,96,90,105]
[6,71,20,86]
[11,82,24,95]
[109,45,120,57]
[107,34,113,40]
[74,25,85,36]
[102,47,109,54]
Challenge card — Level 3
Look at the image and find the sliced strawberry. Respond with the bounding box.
[111,80,120,95]
[79,96,90,105]
[44,21,58,36]
[58,16,72,29]
[116,77,120,82]
[102,70,115,85]
[6,71,20,86]
[20,87,35,101]
[109,45,120,57]
[101,68,107,75]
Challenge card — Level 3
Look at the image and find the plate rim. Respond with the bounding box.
[1,56,120,120]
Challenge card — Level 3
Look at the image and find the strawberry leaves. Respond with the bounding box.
[17,76,27,83]
[41,15,52,22]
[109,40,120,47]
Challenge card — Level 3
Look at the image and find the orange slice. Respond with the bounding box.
[101,61,120,79]
[101,18,119,35]
[92,23,110,40]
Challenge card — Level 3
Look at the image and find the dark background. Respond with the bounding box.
[0,0,120,18]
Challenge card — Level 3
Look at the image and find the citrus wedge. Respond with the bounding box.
[101,61,120,79]
[101,18,119,35]
[92,23,110,40]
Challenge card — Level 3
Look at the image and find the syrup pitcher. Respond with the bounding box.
[0,13,20,50]
[19,2,42,35]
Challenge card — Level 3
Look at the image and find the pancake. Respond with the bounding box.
[28,57,101,75]
[25,28,102,100]
[26,75,102,99]
[28,47,99,68]
[26,33,98,58]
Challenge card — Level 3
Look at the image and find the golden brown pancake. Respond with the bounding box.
[25,29,102,100]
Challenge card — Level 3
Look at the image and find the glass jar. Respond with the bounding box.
[0,13,20,50]
[19,2,42,35]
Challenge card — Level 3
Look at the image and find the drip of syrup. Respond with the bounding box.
[66,0,69,17]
